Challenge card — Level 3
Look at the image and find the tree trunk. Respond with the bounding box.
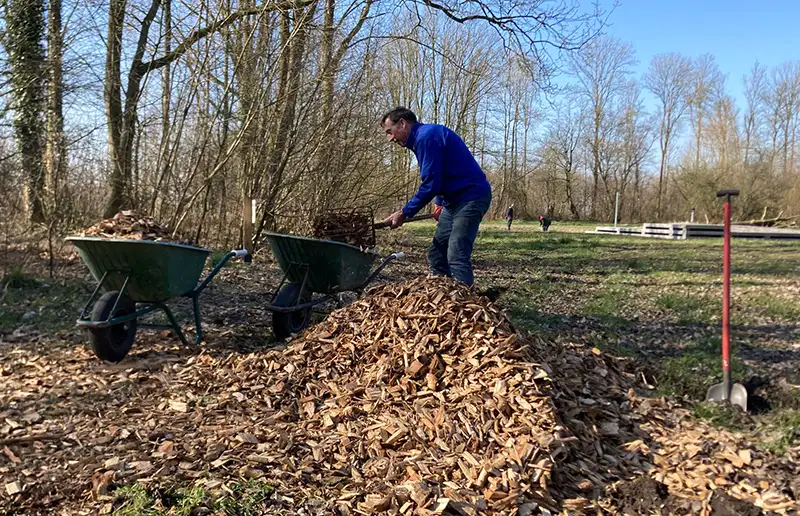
[656,117,671,220]
[315,0,335,212]
[591,106,601,219]
[104,0,128,217]
[656,142,667,220]
[4,0,47,222]
[152,0,172,216]
[45,0,66,217]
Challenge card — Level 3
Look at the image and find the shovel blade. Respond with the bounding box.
[706,382,748,411]
[730,383,748,411]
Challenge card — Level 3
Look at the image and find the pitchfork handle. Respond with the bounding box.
[373,213,436,229]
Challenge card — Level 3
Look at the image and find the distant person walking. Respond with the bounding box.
[539,215,551,232]
[505,204,514,230]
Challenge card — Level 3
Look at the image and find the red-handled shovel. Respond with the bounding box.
[706,189,748,411]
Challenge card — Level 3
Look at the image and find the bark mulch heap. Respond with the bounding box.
[76,210,195,246]
[0,277,797,514]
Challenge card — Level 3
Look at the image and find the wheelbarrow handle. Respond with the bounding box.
[373,213,436,230]
[233,249,252,263]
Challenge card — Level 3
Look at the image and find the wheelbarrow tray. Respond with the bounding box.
[66,237,211,302]
[263,232,379,294]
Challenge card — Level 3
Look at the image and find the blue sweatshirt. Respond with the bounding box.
[401,123,492,218]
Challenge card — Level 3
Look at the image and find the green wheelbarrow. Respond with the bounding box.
[66,237,250,362]
[262,232,405,339]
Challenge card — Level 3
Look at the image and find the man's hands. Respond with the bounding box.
[383,205,440,229]
[383,210,406,229]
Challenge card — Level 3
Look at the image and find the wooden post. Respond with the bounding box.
[242,192,253,254]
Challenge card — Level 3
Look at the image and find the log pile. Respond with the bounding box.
[77,210,194,245]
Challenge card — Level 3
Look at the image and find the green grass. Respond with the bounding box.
[113,484,157,516]
[655,292,721,325]
[655,337,746,400]
[506,291,564,331]
[0,277,87,334]
[760,410,800,454]
[112,479,274,516]
[693,401,751,431]
[584,286,631,321]
[1,265,40,289]
[745,293,800,320]
[215,478,274,516]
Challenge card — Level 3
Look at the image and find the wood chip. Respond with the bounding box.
[5,482,21,495]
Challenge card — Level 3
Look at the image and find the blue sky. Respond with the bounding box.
[597,0,800,109]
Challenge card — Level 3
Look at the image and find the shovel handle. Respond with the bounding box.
[721,193,733,390]
[716,189,740,198]
[373,213,435,230]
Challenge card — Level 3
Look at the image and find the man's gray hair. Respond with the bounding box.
[381,107,417,126]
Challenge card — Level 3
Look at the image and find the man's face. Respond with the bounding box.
[382,118,411,146]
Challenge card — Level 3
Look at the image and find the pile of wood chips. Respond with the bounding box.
[1,277,797,514]
[311,208,376,248]
[183,277,799,514]
[78,210,193,245]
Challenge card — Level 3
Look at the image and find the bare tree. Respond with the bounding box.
[615,79,652,221]
[644,52,692,219]
[688,54,723,170]
[775,62,800,176]
[545,99,583,220]
[102,0,318,218]
[570,35,635,219]
[743,62,767,169]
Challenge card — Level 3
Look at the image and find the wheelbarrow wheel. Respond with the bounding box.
[88,291,138,362]
[272,283,311,339]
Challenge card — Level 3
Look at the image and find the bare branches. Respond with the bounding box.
[141,0,318,72]
[644,52,693,218]
[400,0,611,88]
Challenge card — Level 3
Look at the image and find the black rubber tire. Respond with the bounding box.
[88,291,138,362]
[272,283,311,339]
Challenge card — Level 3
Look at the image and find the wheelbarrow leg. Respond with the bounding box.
[79,271,109,319]
[191,293,203,345]
[156,302,191,346]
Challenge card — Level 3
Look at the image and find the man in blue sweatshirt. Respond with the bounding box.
[380,107,492,286]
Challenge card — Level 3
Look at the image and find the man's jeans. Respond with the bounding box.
[427,194,492,286]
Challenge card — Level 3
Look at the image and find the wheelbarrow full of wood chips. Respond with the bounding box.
[67,237,250,362]
[261,232,406,339]
[261,207,434,339]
